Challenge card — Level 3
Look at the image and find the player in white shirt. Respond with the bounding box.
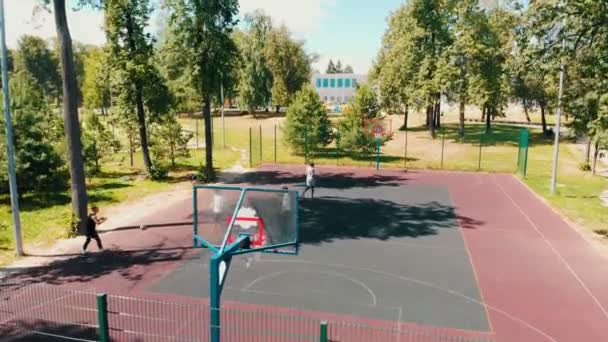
[302,163,316,199]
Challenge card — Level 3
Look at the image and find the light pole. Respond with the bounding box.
[0,0,24,256]
[550,14,567,195]
[220,73,225,149]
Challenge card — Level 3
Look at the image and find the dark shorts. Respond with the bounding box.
[86,231,99,238]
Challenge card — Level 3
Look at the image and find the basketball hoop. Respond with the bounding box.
[364,117,392,139]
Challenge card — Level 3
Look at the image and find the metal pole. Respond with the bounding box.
[96,294,110,342]
[478,130,483,171]
[259,124,262,162]
[249,127,252,168]
[441,129,445,169]
[404,128,408,169]
[196,118,199,149]
[209,255,221,342]
[376,138,380,171]
[551,15,567,194]
[220,73,225,149]
[274,124,277,163]
[0,0,23,256]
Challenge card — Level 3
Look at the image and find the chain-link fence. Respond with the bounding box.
[1,284,495,342]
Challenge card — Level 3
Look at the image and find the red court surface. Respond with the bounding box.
[2,165,608,342]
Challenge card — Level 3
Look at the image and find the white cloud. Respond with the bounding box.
[4,0,105,48]
[238,0,335,35]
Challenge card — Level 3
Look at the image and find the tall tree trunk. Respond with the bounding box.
[129,136,134,167]
[135,84,152,173]
[522,99,531,123]
[434,100,441,129]
[481,106,486,121]
[485,105,491,133]
[426,105,431,127]
[585,136,592,164]
[275,105,280,113]
[204,94,214,179]
[459,98,465,138]
[540,103,548,135]
[592,140,599,175]
[53,0,88,234]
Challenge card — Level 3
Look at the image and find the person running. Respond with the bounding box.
[302,163,316,199]
[82,206,106,255]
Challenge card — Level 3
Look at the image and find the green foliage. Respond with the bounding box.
[265,25,312,109]
[338,84,381,152]
[283,84,332,152]
[0,109,67,193]
[14,35,61,101]
[579,162,592,171]
[237,11,273,113]
[82,112,120,175]
[148,163,169,180]
[326,59,337,74]
[82,47,111,112]
[149,115,193,168]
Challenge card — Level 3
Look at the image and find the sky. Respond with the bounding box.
[4,0,405,74]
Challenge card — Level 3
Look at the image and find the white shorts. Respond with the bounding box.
[306,178,315,187]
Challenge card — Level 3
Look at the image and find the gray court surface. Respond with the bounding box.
[149,184,490,332]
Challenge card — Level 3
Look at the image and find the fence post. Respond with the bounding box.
[404,127,408,169]
[259,124,262,162]
[249,127,252,168]
[440,129,445,169]
[274,124,277,163]
[305,128,309,164]
[319,321,328,342]
[478,130,484,171]
[96,294,109,342]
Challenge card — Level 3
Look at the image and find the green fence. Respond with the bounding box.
[245,123,524,173]
[517,128,530,178]
[1,284,495,342]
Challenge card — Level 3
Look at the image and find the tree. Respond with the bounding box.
[165,0,240,179]
[372,4,423,132]
[237,11,273,115]
[265,25,312,111]
[326,59,337,74]
[338,84,382,152]
[105,0,157,175]
[82,47,111,114]
[149,114,193,168]
[82,111,119,174]
[283,84,332,152]
[41,0,89,234]
[13,35,61,102]
[335,60,343,73]
[343,65,354,74]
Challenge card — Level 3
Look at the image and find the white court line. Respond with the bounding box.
[259,258,557,341]
[493,174,608,321]
[242,269,377,306]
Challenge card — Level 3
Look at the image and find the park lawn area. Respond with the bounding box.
[0,146,241,266]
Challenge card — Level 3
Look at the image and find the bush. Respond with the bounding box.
[579,162,592,171]
[82,111,120,175]
[149,164,169,180]
[0,109,68,193]
[149,114,193,168]
[283,84,332,153]
[337,84,383,152]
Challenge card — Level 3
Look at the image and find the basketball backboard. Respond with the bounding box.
[193,185,299,255]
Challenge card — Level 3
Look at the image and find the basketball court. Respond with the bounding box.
[2,165,608,342]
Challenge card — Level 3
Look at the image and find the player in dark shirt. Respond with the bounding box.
[82,206,106,255]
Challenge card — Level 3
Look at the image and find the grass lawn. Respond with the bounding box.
[0,145,241,265]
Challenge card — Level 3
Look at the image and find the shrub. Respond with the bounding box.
[283,84,332,153]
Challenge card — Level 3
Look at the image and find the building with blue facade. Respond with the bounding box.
[311,72,368,104]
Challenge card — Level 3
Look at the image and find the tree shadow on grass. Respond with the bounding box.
[299,196,483,245]
[224,171,408,189]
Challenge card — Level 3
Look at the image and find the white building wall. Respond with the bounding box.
[310,73,368,104]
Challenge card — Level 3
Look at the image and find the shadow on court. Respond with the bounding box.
[299,197,483,245]
[0,320,100,342]
[224,171,407,189]
[1,243,196,288]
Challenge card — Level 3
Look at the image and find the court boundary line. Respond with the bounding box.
[449,191,495,334]
[259,258,556,341]
[492,174,608,321]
